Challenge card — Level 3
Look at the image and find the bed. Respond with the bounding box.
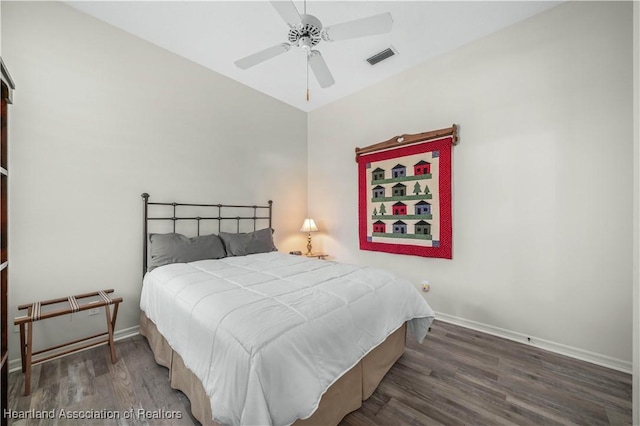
[138,194,435,425]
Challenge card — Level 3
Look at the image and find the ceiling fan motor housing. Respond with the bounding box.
[288,14,323,49]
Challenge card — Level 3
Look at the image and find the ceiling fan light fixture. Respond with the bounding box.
[299,37,313,50]
[288,14,322,48]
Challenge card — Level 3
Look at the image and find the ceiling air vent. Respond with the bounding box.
[366,46,397,66]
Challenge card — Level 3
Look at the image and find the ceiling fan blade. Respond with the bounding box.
[308,50,335,88]
[234,43,292,70]
[323,12,393,42]
[269,1,302,27]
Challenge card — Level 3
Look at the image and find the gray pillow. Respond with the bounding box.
[218,228,277,256]
[148,233,227,270]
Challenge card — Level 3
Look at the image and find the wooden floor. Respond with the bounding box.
[342,321,632,426]
[7,320,632,425]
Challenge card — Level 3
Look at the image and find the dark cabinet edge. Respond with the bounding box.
[0,57,15,104]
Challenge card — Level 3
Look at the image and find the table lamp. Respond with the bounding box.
[300,218,318,255]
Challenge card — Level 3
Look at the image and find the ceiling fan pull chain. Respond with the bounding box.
[306,52,310,101]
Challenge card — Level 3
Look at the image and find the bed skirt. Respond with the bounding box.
[139,311,406,425]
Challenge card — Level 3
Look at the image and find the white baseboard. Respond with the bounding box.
[434,312,632,374]
[9,317,631,376]
[8,325,140,373]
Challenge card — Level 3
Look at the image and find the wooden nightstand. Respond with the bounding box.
[304,252,328,260]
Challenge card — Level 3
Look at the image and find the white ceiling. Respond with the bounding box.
[66,1,562,112]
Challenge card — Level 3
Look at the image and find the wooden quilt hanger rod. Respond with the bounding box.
[355,124,458,162]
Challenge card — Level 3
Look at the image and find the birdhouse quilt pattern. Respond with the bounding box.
[357,136,453,259]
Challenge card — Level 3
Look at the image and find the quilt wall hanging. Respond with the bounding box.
[355,124,458,259]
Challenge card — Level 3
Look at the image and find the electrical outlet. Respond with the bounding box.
[88,308,100,316]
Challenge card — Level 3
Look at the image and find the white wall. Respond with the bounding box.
[309,1,634,368]
[2,2,307,362]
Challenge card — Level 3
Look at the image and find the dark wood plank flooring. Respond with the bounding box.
[342,321,631,426]
[6,320,632,425]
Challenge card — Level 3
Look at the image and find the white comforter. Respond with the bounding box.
[140,252,435,426]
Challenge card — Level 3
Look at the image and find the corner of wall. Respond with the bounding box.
[633,1,639,424]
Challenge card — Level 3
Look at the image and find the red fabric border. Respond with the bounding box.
[357,136,452,259]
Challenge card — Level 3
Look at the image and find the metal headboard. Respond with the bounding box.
[141,193,273,276]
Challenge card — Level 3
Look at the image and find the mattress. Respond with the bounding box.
[140,252,435,425]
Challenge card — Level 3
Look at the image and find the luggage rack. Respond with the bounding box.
[14,288,122,395]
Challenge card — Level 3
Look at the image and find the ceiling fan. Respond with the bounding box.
[234,1,393,91]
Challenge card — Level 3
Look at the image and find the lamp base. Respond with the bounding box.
[306,233,313,255]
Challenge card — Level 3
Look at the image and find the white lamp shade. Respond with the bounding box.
[300,218,318,233]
